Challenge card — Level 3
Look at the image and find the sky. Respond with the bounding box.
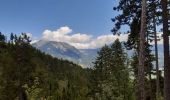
[0,0,131,49]
[0,0,165,67]
[0,0,117,35]
[0,0,164,50]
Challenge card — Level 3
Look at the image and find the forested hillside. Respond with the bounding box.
[0,33,165,100]
[0,33,92,100]
[0,0,170,100]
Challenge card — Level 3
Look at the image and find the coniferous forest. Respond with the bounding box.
[0,0,170,100]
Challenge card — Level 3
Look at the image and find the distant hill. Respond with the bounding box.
[33,40,164,68]
[32,40,98,68]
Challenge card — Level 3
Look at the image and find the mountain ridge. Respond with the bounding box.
[32,40,97,68]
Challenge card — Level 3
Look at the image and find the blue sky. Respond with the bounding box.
[0,0,163,49]
[0,0,164,67]
[0,0,120,38]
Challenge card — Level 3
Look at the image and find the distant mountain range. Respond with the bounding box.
[32,40,98,68]
[32,40,165,68]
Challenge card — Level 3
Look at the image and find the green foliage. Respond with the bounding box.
[0,33,91,100]
[0,32,159,100]
[90,39,133,100]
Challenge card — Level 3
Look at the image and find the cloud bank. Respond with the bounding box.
[41,26,129,49]
[42,26,92,43]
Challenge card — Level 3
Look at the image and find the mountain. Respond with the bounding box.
[79,49,98,67]
[32,40,97,68]
[33,40,165,69]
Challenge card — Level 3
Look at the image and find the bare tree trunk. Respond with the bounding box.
[153,9,160,100]
[137,0,146,100]
[19,85,25,100]
[146,25,153,100]
[161,0,170,100]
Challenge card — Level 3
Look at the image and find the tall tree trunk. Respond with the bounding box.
[153,9,160,100]
[146,26,153,100]
[162,0,170,100]
[137,0,146,100]
[19,85,27,100]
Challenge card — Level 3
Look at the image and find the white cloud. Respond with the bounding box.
[41,26,129,49]
[42,26,92,43]
[30,40,38,44]
[70,33,92,43]
[70,34,129,49]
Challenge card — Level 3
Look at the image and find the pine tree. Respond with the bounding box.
[0,32,6,52]
[112,1,161,99]
[152,1,161,98]
[10,33,15,43]
[10,33,33,100]
[92,44,112,100]
[110,39,132,100]
[138,0,147,100]
[91,40,132,100]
